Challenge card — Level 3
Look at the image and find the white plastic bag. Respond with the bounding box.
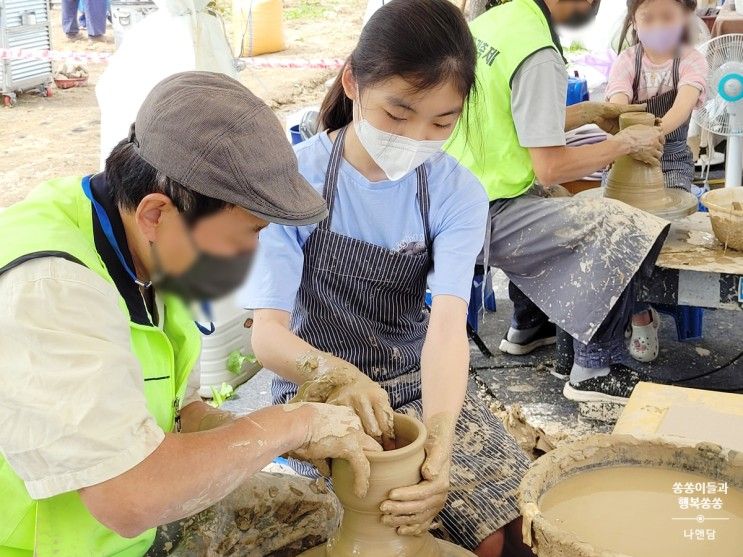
[96,0,237,168]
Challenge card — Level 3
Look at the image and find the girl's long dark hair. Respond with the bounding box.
[618,0,697,52]
[320,0,477,132]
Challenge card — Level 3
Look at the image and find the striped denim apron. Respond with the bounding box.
[272,127,531,550]
[632,45,694,191]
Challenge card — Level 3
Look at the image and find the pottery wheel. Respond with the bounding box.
[298,539,477,556]
[577,187,698,221]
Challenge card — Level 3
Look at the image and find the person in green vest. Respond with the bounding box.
[446,0,672,404]
[0,71,382,557]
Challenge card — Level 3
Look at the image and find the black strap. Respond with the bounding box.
[416,163,432,251]
[632,45,644,102]
[319,127,348,230]
[0,251,85,278]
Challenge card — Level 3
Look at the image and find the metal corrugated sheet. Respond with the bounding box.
[1,0,52,96]
[4,0,50,27]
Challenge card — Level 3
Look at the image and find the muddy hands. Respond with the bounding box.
[380,413,456,536]
[292,351,396,448]
[614,123,665,167]
[284,402,381,497]
[581,101,647,135]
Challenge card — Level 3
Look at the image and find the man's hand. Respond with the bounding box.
[292,351,395,448]
[379,413,456,536]
[285,402,381,497]
[612,124,665,166]
[580,102,648,135]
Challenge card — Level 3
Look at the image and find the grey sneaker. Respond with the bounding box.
[498,322,557,356]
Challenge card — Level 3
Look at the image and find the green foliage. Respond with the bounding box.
[208,382,235,408]
[285,0,324,21]
[227,350,257,374]
[565,41,588,54]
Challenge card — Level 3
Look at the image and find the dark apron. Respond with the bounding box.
[272,125,432,409]
[632,45,694,191]
[270,127,531,550]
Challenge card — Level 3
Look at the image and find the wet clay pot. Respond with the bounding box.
[518,434,743,557]
[300,413,475,557]
[605,113,668,211]
[604,112,697,220]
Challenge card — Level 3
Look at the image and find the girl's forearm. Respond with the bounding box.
[659,86,700,136]
[251,309,320,385]
[420,296,469,423]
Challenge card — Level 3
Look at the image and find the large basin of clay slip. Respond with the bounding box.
[299,539,474,557]
[519,434,743,557]
[300,413,475,557]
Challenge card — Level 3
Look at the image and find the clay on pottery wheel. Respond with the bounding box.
[602,112,697,220]
[299,413,475,557]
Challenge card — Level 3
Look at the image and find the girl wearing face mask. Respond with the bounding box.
[609,0,707,194]
[241,1,534,556]
[605,0,707,364]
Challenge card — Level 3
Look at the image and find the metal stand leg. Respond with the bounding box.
[554,327,574,379]
[467,323,494,358]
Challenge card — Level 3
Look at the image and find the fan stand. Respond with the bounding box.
[721,71,743,188]
[726,134,743,188]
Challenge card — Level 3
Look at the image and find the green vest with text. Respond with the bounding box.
[0,176,202,557]
[445,0,559,200]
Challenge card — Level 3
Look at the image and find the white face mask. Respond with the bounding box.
[353,101,446,181]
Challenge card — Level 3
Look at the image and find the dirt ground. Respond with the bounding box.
[0,0,367,207]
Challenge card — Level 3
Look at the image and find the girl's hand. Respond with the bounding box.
[379,413,456,536]
[292,351,395,447]
[581,101,648,135]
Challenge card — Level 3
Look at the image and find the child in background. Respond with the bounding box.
[606,0,708,363]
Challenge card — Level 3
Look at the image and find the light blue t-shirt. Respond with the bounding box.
[239,132,489,312]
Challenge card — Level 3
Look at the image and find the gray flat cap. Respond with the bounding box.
[131,71,327,226]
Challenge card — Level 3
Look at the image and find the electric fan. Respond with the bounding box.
[693,34,743,188]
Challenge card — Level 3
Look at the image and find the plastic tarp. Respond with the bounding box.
[96,0,237,168]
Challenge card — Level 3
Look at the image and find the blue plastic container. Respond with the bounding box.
[566,76,589,106]
[289,124,303,145]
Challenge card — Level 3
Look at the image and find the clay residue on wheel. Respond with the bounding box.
[163,472,341,557]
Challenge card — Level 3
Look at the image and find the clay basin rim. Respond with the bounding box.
[518,433,743,557]
[366,413,426,461]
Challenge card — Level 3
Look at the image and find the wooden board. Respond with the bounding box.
[656,212,743,275]
[613,382,743,451]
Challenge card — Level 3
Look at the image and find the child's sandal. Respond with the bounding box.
[629,307,660,363]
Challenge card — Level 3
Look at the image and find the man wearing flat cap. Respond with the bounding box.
[0,71,380,557]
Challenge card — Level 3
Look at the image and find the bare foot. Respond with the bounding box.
[632,310,652,327]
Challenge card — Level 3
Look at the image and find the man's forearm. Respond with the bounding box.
[564,103,595,132]
[179,400,234,433]
[79,404,310,537]
[530,138,630,186]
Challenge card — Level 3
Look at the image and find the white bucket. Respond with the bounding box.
[198,295,262,398]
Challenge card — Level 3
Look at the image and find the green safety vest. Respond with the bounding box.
[0,176,201,557]
[445,0,560,201]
